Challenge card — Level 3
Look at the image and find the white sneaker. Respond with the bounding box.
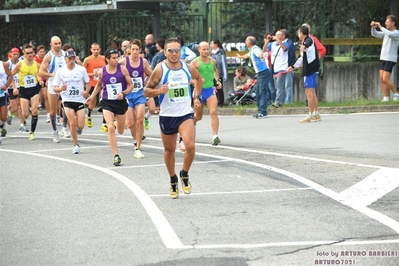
[46,113,51,123]
[393,94,399,101]
[134,148,145,158]
[178,140,186,152]
[56,116,61,126]
[19,124,28,132]
[61,127,70,138]
[53,130,60,143]
[72,144,80,154]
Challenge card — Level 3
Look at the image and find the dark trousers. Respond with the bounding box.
[216,80,225,107]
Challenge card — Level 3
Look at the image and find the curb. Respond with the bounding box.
[38,104,398,116]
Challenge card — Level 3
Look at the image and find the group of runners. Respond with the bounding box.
[0,36,224,198]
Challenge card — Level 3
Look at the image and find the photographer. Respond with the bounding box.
[265,30,293,108]
[371,15,399,102]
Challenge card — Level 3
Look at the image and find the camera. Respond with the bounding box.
[267,35,274,41]
[372,23,377,26]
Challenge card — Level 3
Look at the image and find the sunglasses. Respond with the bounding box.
[106,49,119,56]
[25,51,34,55]
[167,48,181,54]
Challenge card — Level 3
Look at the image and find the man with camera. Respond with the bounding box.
[237,36,271,119]
[265,30,293,108]
[371,15,399,102]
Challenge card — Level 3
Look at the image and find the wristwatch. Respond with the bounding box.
[196,95,203,101]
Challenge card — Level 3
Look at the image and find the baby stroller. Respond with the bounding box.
[227,77,257,106]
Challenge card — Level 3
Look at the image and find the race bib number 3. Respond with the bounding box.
[168,86,188,103]
[24,75,36,88]
[106,83,122,100]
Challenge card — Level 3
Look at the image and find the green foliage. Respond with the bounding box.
[4,0,102,9]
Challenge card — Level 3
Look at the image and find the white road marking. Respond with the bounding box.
[3,132,399,249]
[1,149,184,249]
[149,187,312,197]
[191,151,399,235]
[183,238,399,249]
[339,168,399,206]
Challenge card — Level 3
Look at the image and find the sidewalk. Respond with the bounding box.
[38,104,398,116]
[207,104,399,116]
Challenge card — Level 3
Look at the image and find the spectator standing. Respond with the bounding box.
[371,15,399,101]
[110,40,123,57]
[177,36,196,63]
[151,38,166,69]
[302,23,326,102]
[281,29,296,104]
[144,34,157,65]
[237,36,271,119]
[288,26,320,123]
[211,39,228,107]
[266,30,291,108]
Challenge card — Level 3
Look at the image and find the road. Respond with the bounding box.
[1,112,399,266]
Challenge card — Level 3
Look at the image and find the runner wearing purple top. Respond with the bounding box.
[119,39,152,159]
[86,48,133,166]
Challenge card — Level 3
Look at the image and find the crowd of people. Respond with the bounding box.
[1,15,397,197]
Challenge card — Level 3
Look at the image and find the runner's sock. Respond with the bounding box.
[31,115,38,132]
[50,115,57,131]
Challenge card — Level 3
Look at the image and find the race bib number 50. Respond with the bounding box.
[168,84,188,103]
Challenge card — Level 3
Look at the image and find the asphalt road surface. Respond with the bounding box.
[1,111,399,266]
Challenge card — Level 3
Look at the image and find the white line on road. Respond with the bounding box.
[339,168,399,206]
[1,148,185,249]
[149,187,312,197]
[3,136,399,249]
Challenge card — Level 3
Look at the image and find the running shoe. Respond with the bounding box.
[255,113,266,119]
[101,124,108,132]
[20,124,29,132]
[72,144,81,154]
[77,129,82,135]
[29,133,35,141]
[46,113,51,123]
[311,115,321,122]
[144,117,150,130]
[170,182,179,199]
[178,140,186,152]
[53,130,60,143]
[56,116,61,126]
[0,128,6,137]
[300,115,312,123]
[61,127,71,138]
[212,136,221,146]
[7,110,12,125]
[394,94,399,101]
[86,115,92,128]
[113,155,122,166]
[179,170,192,194]
[134,148,145,159]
